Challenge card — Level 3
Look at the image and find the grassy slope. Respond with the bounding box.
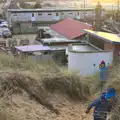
[0,53,119,120]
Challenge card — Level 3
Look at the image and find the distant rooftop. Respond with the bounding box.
[7,8,95,12]
[50,18,92,39]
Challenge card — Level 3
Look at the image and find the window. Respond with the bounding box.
[48,13,51,15]
[38,13,42,15]
[16,23,20,27]
[56,12,58,16]
[77,12,79,15]
[61,12,64,15]
[13,14,17,16]
[32,13,34,17]
[32,23,37,27]
[69,13,72,14]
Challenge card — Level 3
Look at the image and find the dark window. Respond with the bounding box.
[56,12,58,16]
[93,64,96,66]
[13,14,17,16]
[16,23,20,27]
[32,23,37,27]
[48,13,51,15]
[77,12,79,15]
[32,13,34,17]
[61,12,64,15]
[38,13,42,15]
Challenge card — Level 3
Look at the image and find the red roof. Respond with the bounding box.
[50,18,93,39]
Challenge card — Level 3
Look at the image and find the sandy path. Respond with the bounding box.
[3,93,93,120]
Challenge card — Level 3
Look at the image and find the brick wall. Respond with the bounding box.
[104,42,120,59]
[104,43,114,50]
[113,44,120,58]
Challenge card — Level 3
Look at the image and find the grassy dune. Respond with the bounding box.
[0,53,119,120]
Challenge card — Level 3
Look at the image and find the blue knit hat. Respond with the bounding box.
[105,88,116,99]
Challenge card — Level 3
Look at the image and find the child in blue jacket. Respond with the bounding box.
[86,88,117,120]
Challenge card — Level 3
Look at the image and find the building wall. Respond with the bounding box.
[32,54,53,63]
[68,51,113,76]
[104,42,120,59]
[6,9,96,34]
[7,10,95,24]
[112,44,120,59]
[104,42,114,50]
[89,35,104,49]
[89,36,120,60]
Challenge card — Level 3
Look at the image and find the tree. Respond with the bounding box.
[33,0,42,8]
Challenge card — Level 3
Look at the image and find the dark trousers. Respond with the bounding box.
[94,117,106,120]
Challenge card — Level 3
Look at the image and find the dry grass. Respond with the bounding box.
[0,53,95,120]
[0,53,120,120]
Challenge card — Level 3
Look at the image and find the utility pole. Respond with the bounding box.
[117,0,119,22]
[84,0,85,21]
[84,0,85,8]
[118,0,119,12]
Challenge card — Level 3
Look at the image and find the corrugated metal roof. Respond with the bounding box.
[50,18,92,39]
[84,29,120,44]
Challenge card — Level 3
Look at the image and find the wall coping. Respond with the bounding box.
[68,42,113,53]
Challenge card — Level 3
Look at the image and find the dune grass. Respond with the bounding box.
[0,53,119,120]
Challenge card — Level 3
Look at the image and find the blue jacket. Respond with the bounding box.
[100,66,108,80]
[87,93,116,118]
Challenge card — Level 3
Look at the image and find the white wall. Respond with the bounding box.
[8,10,95,22]
[68,51,113,76]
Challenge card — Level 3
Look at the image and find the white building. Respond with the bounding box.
[68,43,113,76]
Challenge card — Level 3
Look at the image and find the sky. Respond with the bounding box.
[91,0,118,4]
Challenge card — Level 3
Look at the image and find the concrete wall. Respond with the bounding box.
[32,54,53,62]
[68,51,113,76]
[68,44,113,76]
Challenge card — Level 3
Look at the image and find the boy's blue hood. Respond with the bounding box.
[105,88,116,99]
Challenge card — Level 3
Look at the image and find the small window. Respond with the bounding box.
[93,64,96,67]
[48,13,51,15]
[77,12,79,15]
[69,13,72,14]
[13,14,17,16]
[32,13,34,17]
[61,12,64,15]
[16,23,20,27]
[56,12,58,16]
[92,11,94,14]
[38,13,42,15]
[32,23,37,27]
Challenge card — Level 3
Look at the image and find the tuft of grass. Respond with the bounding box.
[43,73,90,101]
